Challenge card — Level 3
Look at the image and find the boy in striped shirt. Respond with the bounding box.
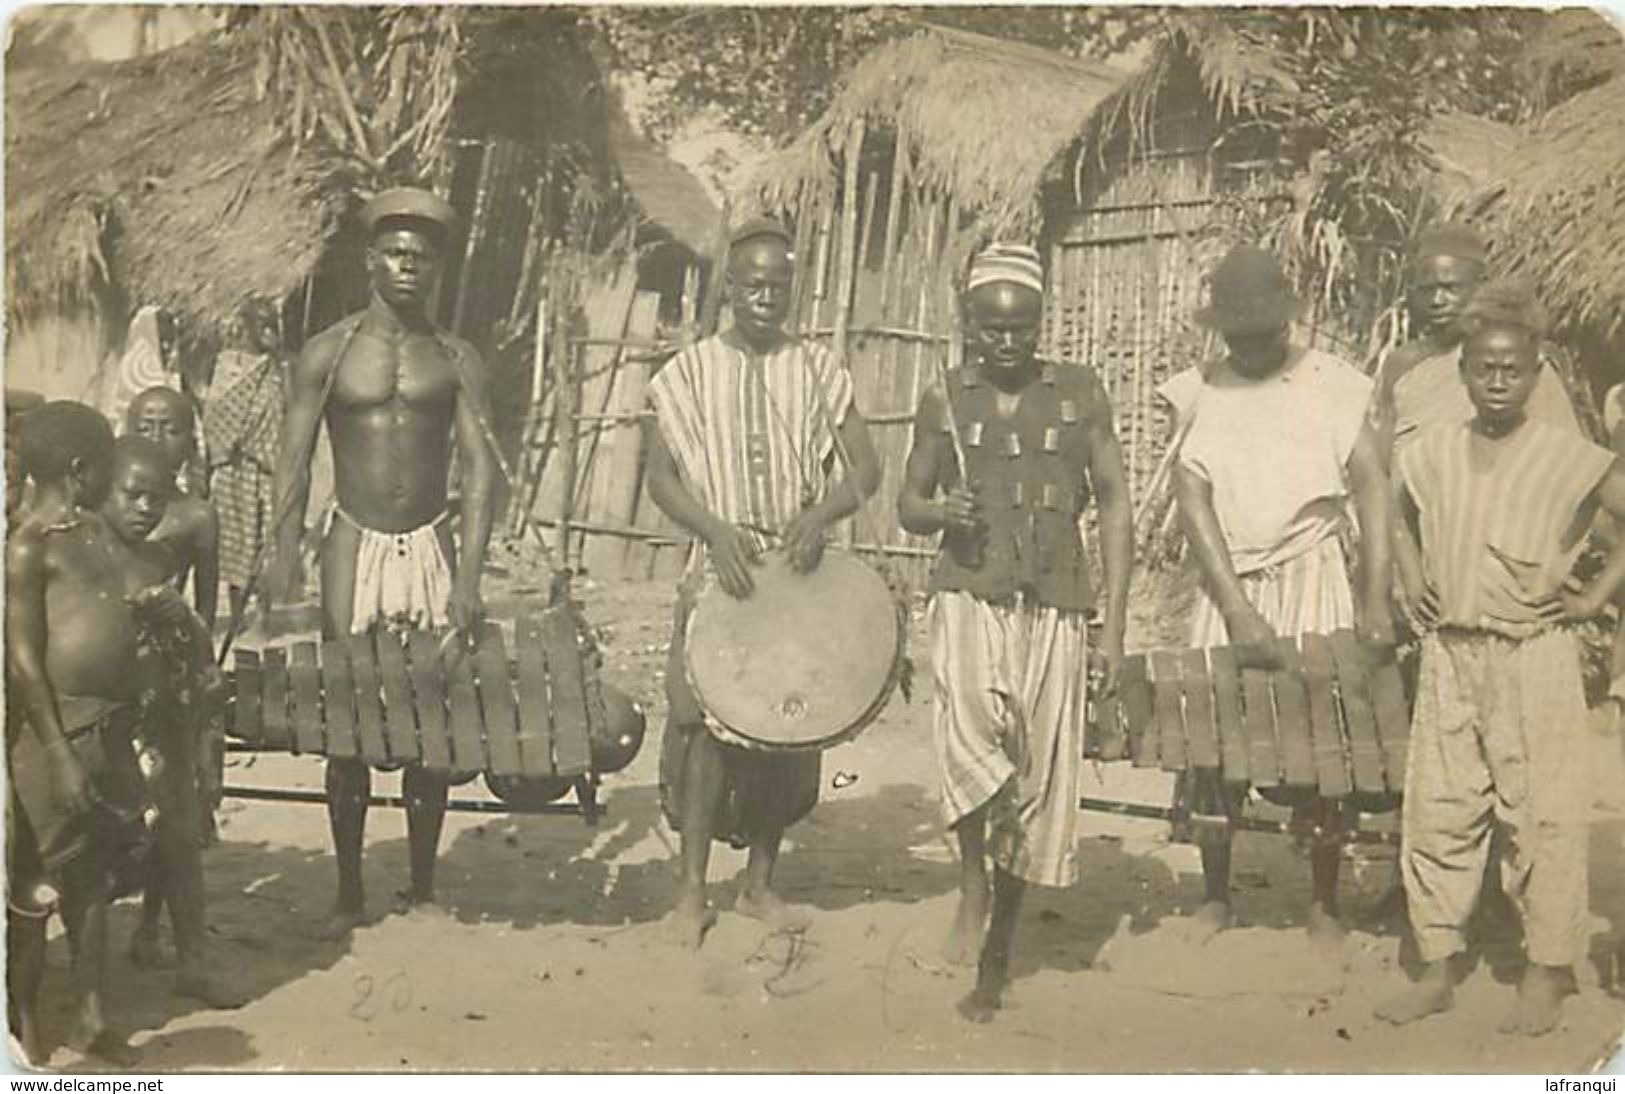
[1378,281,1625,1035]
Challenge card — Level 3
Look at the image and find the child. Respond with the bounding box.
[5,402,150,1065]
[99,437,240,1009]
[125,385,224,839]
[898,243,1132,1020]
[1377,281,1625,1036]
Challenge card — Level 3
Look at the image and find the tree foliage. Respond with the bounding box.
[591,5,1168,145]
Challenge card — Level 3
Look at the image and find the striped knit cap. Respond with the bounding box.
[967,243,1044,295]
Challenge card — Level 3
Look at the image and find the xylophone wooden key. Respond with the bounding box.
[1271,640,1317,792]
[1208,646,1250,789]
[542,609,592,778]
[514,614,557,776]
[474,623,523,777]
[348,633,389,767]
[1121,655,1157,767]
[1179,649,1221,771]
[445,638,486,774]
[375,635,422,765]
[1240,665,1281,788]
[233,650,262,743]
[1151,651,1186,773]
[406,632,452,772]
[261,646,291,750]
[1301,634,1352,798]
[289,642,325,757]
[320,638,360,760]
[1328,632,1386,796]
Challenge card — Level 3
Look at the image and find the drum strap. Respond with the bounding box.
[799,352,906,589]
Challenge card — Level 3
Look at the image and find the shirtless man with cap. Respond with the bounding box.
[268,188,497,937]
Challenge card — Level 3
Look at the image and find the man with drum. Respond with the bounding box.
[1158,245,1394,950]
[267,188,497,938]
[643,217,880,950]
[899,243,1132,1021]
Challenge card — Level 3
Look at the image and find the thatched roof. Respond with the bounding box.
[6,31,336,332]
[1060,15,1301,204]
[607,116,720,255]
[1422,12,1625,336]
[7,10,619,337]
[754,24,1128,234]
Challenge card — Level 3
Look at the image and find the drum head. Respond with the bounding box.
[685,550,901,750]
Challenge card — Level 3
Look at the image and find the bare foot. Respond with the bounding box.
[67,1024,141,1068]
[1375,971,1453,1025]
[1183,900,1234,945]
[942,883,990,967]
[1500,964,1565,1037]
[394,891,448,919]
[312,904,368,941]
[956,956,1012,1024]
[735,889,812,933]
[956,983,1000,1023]
[128,928,176,970]
[663,891,717,951]
[1307,902,1346,960]
[175,969,249,1010]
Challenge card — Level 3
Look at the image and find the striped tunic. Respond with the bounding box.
[1398,420,1614,638]
[647,332,855,846]
[1390,345,1579,457]
[647,333,855,569]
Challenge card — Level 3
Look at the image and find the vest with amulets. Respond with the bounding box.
[927,360,1101,612]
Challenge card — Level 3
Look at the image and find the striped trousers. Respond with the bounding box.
[929,591,1089,888]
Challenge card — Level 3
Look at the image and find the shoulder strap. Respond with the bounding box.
[434,331,516,489]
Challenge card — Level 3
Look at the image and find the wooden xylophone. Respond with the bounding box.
[229,610,608,781]
[1087,630,1411,803]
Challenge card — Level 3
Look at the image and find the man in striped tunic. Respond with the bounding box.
[644,218,880,950]
[900,243,1132,1021]
[1158,246,1395,949]
[1377,281,1625,1036]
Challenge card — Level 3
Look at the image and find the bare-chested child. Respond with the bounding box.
[1375,281,1625,1036]
[100,437,243,1010]
[5,402,150,1065]
[125,386,223,838]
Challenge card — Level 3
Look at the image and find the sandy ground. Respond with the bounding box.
[19,570,1625,1072]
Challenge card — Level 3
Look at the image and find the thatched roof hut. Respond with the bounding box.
[1426,87,1625,341]
[742,25,1127,575]
[5,8,641,345]
[5,32,336,337]
[756,23,1126,243]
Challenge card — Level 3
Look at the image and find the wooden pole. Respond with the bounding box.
[829,120,868,361]
[556,337,584,568]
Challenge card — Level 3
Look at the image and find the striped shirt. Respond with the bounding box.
[1390,344,1579,456]
[1399,420,1614,638]
[647,333,855,569]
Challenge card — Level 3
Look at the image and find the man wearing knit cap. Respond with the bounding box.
[268,186,498,938]
[900,242,1131,1020]
[644,214,880,949]
[1158,244,1394,950]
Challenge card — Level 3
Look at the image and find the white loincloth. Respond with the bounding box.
[331,508,453,635]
